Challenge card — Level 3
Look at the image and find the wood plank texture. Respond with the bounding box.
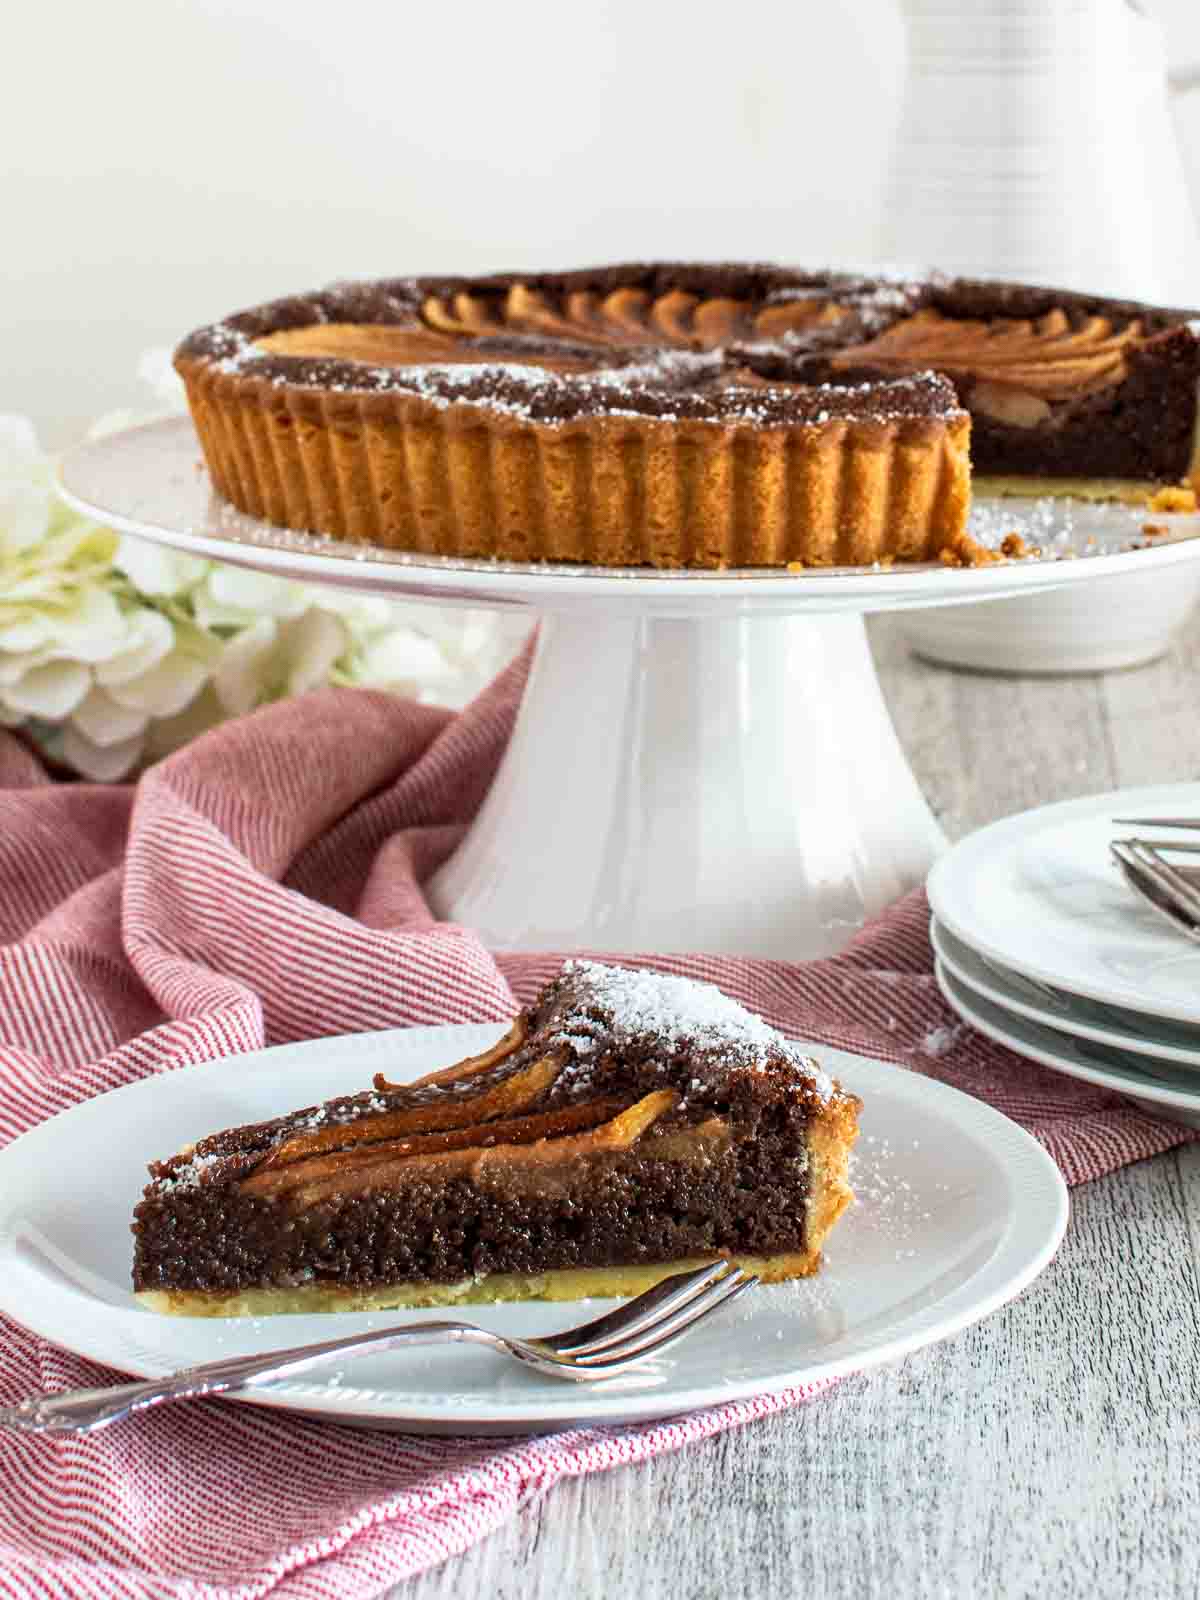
[404,608,1200,1600]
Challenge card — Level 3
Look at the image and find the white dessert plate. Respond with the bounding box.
[927,782,1200,1029]
[930,918,1200,1068]
[0,1021,1066,1435]
[935,960,1200,1128]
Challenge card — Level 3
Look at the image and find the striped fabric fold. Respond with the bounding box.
[0,653,1189,1597]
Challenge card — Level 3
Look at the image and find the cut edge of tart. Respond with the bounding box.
[175,263,1200,570]
[131,962,860,1316]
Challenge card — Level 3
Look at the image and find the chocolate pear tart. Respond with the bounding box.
[175,263,1200,570]
[131,962,860,1315]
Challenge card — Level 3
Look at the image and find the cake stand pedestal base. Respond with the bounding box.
[428,610,945,958]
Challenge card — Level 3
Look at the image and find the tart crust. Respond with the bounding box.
[135,1251,826,1317]
[180,358,972,569]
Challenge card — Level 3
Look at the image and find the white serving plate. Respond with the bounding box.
[57,418,1200,618]
[931,918,1200,1068]
[927,782,1200,1028]
[935,961,1200,1128]
[0,1022,1066,1435]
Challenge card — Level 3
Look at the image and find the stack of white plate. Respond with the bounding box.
[927,782,1200,1129]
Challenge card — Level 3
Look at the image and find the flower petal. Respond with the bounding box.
[104,649,209,717]
[0,481,53,554]
[205,566,309,619]
[115,535,208,597]
[213,618,277,717]
[59,724,144,782]
[94,608,175,685]
[189,589,258,631]
[280,609,347,697]
[23,518,116,574]
[0,648,51,687]
[141,684,225,762]
[0,572,75,604]
[137,347,187,413]
[71,686,149,746]
[306,590,396,629]
[355,628,458,690]
[0,414,43,474]
[2,659,91,719]
[42,585,130,663]
[0,613,54,653]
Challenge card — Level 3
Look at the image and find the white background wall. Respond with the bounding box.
[4,0,1200,445]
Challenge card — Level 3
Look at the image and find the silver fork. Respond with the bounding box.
[1114,817,1200,830]
[0,1259,756,1435]
[1110,838,1200,941]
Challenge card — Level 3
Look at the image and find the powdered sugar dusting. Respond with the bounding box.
[153,1150,225,1193]
[153,1089,396,1192]
[920,1023,964,1058]
[553,960,833,1099]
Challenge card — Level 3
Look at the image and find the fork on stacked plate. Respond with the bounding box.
[1110,820,1200,943]
[926,783,1200,1128]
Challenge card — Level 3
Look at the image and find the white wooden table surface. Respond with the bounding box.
[406,611,1200,1600]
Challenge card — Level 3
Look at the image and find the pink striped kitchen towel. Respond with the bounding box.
[0,648,1189,1597]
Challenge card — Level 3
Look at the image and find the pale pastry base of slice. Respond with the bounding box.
[135,1250,823,1318]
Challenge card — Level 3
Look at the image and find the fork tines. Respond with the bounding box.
[556,1260,759,1370]
[1110,837,1200,939]
[1113,817,1200,829]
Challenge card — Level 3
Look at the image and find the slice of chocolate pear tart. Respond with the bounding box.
[132,962,860,1315]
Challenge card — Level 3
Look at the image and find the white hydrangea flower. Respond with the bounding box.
[0,369,531,780]
[59,724,148,784]
[71,685,149,746]
[92,607,175,685]
[114,534,207,598]
[214,609,347,717]
[194,565,314,628]
[348,607,528,709]
[3,659,92,720]
[136,346,188,413]
[0,416,56,555]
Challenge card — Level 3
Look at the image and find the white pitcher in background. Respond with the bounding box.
[890,1,1200,674]
[879,0,1200,303]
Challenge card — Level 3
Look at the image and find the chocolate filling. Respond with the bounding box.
[132,1115,808,1293]
[132,963,850,1297]
[177,263,1200,483]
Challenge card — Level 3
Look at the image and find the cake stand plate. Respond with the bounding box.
[58,418,1200,959]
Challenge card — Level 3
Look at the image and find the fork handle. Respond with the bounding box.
[18,1320,497,1434]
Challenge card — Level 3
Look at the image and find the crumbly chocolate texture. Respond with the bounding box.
[176,261,920,357]
[132,962,854,1296]
[966,328,1200,482]
[132,1128,815,1293]
[176,262,1200,482]
[276,362,961,428]
[175,262,939,422]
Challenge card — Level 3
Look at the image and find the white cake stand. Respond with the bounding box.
[58,418,1200,960]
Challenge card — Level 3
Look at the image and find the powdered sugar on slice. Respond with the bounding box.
[152,1150,226,1193]
[552,960,833,1099]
